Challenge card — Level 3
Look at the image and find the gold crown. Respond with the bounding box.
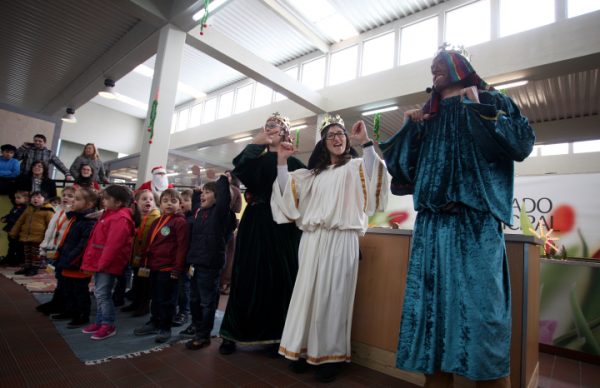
[319,113,345,134]
[268,112,291,131]
[437,42,471,61]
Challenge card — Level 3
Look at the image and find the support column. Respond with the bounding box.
[138,24,186,185]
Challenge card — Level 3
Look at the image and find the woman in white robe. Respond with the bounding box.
[271,115,387,383]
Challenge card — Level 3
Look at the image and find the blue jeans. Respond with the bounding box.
[94,272,116,325]
[190,268,220,340]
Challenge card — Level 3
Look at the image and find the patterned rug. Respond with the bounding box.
[0,266,56,293]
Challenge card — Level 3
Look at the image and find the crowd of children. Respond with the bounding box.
[0,148,240,344]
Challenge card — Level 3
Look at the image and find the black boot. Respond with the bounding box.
[219,339,236,355]
[315,363,341,383]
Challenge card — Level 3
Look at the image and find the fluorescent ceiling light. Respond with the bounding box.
[193,0,229,20]
[234,136,253,143]
[290,124,307,131]
[133,64,206,99]
[494,80,528,90]
[362,106,399,116]
[165,172,180,177]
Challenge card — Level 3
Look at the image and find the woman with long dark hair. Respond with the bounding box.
[16,160,57,198]
[272,114,387,382]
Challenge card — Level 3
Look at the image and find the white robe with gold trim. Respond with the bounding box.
[271,156,387,365]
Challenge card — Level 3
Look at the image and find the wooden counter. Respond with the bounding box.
[351,229,540,388]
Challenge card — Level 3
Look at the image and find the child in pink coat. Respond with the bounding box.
[80,185,135,340]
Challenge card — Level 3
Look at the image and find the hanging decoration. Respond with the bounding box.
[147,92,159,144]
[373,113,381,142]
[295,127,300,148]
[199,0,210,36]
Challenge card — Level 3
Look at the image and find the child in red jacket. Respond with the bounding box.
[133,189,189,343]
[80,185,135,340]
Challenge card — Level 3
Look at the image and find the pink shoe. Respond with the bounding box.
[91,324,117,340]
[82,323,101,334]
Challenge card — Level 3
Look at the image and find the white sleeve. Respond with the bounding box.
[277,165,289,194]
[363,145,376,179]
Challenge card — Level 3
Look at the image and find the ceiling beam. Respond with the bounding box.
[106,0,167,27]
[185,26,328,113]
[41,22,160,117]
[259,0,330,54]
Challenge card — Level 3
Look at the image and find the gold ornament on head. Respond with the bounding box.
[437,42,471,61]
[267,112,291,132]
[319,113,345,135]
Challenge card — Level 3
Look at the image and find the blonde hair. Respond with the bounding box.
[81,143,100,160]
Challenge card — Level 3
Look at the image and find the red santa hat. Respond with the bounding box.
[151,166,167,175]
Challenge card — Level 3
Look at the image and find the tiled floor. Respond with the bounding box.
[0,275,415,387]
[538,351,600,388]
[1,274,598,387]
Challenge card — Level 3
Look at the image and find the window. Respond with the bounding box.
[217,91,234,119]
[362,32,395,76]
[568,0,600,17]
[275,67,299,101]
[573,139,600,153]
[285,66,299,80]
[329,45,358,86]
[189,103,202,128]
[529,145,541,157]
[234,83,253,114]
[254,83,273,107]
[202,98,217,123]
[301,57,326,90]
[400,17,438,65]
[446,0,491,47]
[176,108,189,132]
[540,143,568,156]
[500,0,554,37]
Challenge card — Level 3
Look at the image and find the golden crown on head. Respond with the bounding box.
[268,112,291,131]
[437,42,471,61]
[319,113,345,134]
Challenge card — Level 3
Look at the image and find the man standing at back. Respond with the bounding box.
[15,134,72,180]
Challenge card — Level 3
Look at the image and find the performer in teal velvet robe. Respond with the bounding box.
[380,50,535,384]
[219,113,305,354]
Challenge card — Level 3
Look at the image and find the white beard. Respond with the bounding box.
[152,174,169,193]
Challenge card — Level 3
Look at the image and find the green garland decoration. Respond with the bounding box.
[373,113,381,142]
[147,98,158,144]
[295,127,300,148]
[199,0,210,35]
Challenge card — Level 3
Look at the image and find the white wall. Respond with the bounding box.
[60,102,144,155]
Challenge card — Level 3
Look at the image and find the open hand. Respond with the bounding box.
[252,128,273,145]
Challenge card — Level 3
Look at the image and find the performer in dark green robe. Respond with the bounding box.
[219,113,305,354]
[380,50,535,385]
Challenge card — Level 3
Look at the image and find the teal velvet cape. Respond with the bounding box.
[219,144,305,344]
[380,91,535,379]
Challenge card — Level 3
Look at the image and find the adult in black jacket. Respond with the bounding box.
[15,160,57,199]
[184,175,231,349]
